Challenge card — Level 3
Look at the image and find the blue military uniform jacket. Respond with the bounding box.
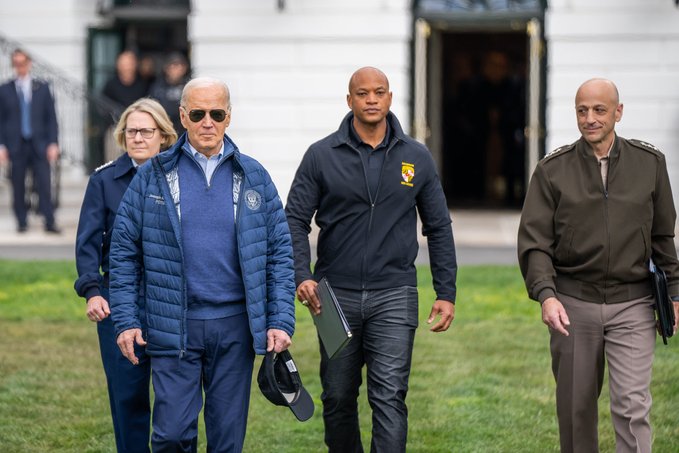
[74,153,137,301]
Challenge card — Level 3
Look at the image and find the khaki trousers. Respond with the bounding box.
[550,293,656,453]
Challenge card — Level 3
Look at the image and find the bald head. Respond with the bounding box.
[576,78,619,105]
[116,51,138,85]
[348,67,390,94]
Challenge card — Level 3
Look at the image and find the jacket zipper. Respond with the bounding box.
[153,157,187,357]
[346,137,400,290]
[232,163,252,349]
[599,158,611,303]
[346,143,372,289]
[234,165,244,287]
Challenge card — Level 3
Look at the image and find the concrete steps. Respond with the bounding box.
[0,163,88,245]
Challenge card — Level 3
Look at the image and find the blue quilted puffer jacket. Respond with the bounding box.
[109,134,295,356]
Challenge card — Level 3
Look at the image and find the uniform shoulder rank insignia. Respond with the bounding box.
[94,160,115,173]
[544,142,575,160]
[629,139,661,153]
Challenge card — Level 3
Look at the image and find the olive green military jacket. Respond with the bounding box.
[518,135,679,303]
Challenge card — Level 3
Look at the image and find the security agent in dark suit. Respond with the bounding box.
[0,48,60,233]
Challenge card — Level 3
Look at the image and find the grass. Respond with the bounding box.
[0,261,678,452]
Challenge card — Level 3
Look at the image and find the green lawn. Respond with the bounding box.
[0,261,678,452]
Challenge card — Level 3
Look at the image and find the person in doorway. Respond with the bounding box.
[0,48,60,233]
[74,98,177,453]
[109,77,296,452]
[518,78,679,453]
[149,52,190,135]
[102,51,149,117]
[286,66,458,452]
[138,54,157,93]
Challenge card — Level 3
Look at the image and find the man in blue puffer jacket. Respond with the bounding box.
[109,77,295,453]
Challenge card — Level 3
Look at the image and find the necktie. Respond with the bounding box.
[19,86,32,139]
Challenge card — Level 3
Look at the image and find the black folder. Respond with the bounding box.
[649,259,676,345]
[312,277,352,359]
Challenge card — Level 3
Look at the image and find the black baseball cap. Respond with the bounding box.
[257,350,314,422]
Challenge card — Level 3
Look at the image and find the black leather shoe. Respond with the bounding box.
[45,225,62,234]
[17,225,28,233]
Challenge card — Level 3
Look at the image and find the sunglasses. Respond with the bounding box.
[186,109,228,123]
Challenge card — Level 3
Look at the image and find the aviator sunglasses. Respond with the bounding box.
[186,108,228,123]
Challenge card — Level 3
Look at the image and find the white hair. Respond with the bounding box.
[180,77,231,109]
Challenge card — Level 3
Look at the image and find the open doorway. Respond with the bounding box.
[413,2,545,210]
[86,2,190,169]
[440,31,527,208]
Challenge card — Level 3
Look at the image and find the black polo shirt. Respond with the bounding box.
[348,121,392,200]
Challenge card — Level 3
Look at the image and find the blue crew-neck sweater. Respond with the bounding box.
[178,151,245,320]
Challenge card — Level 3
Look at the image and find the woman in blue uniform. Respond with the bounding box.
[74,98,177,453]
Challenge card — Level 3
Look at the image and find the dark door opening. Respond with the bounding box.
[86,17,190,169]
[439,32,528,208]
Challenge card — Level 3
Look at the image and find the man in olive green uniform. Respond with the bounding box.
[518,78,679,453]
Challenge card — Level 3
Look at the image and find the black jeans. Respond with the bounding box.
[320,286,418,453]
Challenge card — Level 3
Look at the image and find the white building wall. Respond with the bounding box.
[546,0,679,202]
[189,0,412,201]
[0,0,100,82]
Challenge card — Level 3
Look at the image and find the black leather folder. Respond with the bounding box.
[649,259,676,345]
[313,277,352,359]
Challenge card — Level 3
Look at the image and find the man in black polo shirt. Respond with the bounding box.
[285,66,458,453]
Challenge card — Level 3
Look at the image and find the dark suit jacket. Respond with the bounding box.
[0,78,59,157]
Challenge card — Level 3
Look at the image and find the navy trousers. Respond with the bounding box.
[150,313,255,453]
[320,286,419,453]
[97,288,151,453]
[11,138,55,228]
